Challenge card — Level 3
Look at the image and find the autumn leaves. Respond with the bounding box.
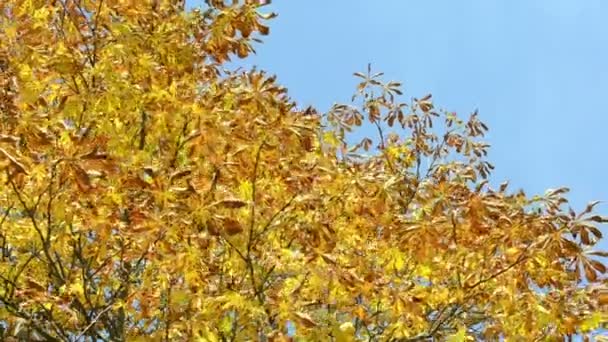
[0,0,606,340]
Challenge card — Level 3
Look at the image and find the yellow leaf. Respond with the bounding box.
[69,283,84,296]
[5,23,17,40]
[580,312,603,332]
[239,180,253,201]
[393,250,405,271]
[505,247,519,258]
[171,290,190,306]
[334,322,355,342]
[418,265,432,278]
[446,326,466,342]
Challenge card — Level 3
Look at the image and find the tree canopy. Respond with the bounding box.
[0,0,606,341]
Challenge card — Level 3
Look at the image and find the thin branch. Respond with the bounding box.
[221,235,247,263]
[90,0,105,88]
[375,121,386,150]
[466,252,528,290]
[252,193,297,242]
[0,202,14,228]
[247,141,266,256]
[169,120,190,168]
[74,304,114,341]
[139,110,147,150]
[451,213,463,288]
[9,177,63,283]
[10,252,36,297]
[59,0,96,67]
[204,167,220,201]
[429,305,461,336]
[245,141,265,299]
[164,282,172,342]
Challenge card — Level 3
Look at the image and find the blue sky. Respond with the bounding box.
[191,1,608,245]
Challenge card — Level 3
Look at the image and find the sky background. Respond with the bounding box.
[191,1,608,249]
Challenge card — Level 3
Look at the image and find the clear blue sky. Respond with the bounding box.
[192,1,608,246]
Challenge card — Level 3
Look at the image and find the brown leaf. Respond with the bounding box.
[583,200,602,214]
[584,262,598,282]
[258,24,270,35]
[222,217,243,235]
[588,250,608,257]
[590,260,607,274]
[56,95,68,111]
[0,135,19,144]
[237,44,248,58]
[294,312,317,328]
[71,163,91,191]
[419,101,433,112]
[130,224,155,233]
[588,215,608,223]
[547,187,570,197]
[320,253,337,265]
[588,226,603,239]
[300,135,313,151]
[368,104,380,122]
[169,169,192,183]
[206,219,221,236]
[214,198,248,209]
[580,229,591,245]
[0,147,27,174]
[122,176,150,189]
[25,279,46,292]
[183,129,201,143]
[80,150,109,159]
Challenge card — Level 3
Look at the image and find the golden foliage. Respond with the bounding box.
[0,0,605,340]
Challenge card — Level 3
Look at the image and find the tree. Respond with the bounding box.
[0,0,606,341]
